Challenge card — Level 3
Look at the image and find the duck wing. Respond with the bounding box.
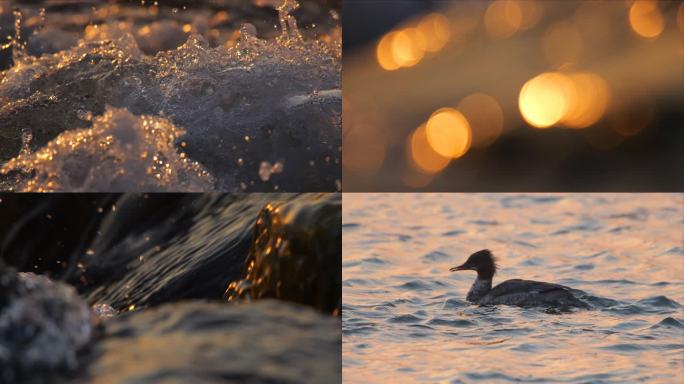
[489,279,570,296]
[481,279,588,308]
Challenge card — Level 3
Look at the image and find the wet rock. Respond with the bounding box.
[225,193,341,314]
[0,268,93,383]
[78,300,341,384]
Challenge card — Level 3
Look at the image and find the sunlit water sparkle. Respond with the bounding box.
[343,193,684,383]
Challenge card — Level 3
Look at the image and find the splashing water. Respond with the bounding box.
[224,193,342,314]
[0,1,341,192]
[277,0,303,44]
[0,8,29,65]
[0,107,214,192]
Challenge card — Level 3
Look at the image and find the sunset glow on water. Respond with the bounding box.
[343,194,684,383]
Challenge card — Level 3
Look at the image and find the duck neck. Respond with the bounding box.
[466,277,492,303]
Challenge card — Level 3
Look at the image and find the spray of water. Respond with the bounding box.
[277,0,303,43]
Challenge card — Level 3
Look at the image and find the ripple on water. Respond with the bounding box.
[599,343,646,352]
[500,195,562,208]
[665,246,684,255]
[389,314,423,324]
[465,372,549,382]
[421,250,452,263]
[574,263,595,270]
[468,220,499,226]
[343,278,381,287]
[511,342,541,353]
[651,317,684,329]
[442,298,467,309]
[637,296,681,309]
[427,318,476,328]
[342,223,361,229]
[396,280,434,291]
[361,256,388,265]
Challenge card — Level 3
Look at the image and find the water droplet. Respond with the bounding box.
[258,161,284,181]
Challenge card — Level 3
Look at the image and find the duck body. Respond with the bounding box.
[452,250,589,309]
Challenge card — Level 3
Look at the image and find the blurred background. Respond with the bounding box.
[343,0,684,191]
[0,0,341,70]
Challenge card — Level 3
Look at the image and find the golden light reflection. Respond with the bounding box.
[562,73,610,129]
[519,73,569,128]
[425,108,472,158]
[629,0,665,39]
[519,72,610,129]
[457,93,504,148]
[408,123,451,174]
[417,13,451,52]
[484,0,523,39]
[543,21,583,68]
[390,29,424,67]
[677,2,684,34]
[376,13,452,70]
[376,31,401,71]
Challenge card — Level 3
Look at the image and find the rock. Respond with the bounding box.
[0,269,93,383]
[79,300,341,384]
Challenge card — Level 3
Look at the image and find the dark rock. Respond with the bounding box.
[78,300,340,384]
[0,269,93,383]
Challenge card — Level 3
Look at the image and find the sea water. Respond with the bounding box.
[343,193,684,383]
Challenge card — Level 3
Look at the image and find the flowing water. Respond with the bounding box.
[1,193,341,383]
[343,193,684,383]
[0,1,341,192]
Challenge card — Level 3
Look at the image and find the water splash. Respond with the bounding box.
[19,127,32,157]
[0,107,215,192]
[259,161,284,181]
[0,3,340,192]
[0,8,30,65]
[224,194,341,314]
[277,0,303,44]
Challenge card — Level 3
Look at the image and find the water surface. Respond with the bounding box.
[343,193,684,383]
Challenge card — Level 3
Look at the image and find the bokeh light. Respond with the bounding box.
[377,13,452,71]
[417,13,451,52]
[376,31,401,71]
[408,123,451,174]
[519,73,570,128]
[457,93,504,148]
[425,108,472,158]
[484,0,523,39]
[390,28,425,68]
[561,73,610,129]
[345,0,684,191]
[629,0,665,39]
[519,72,610,129]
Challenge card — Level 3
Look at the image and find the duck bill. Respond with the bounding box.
[449,263,471,272]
